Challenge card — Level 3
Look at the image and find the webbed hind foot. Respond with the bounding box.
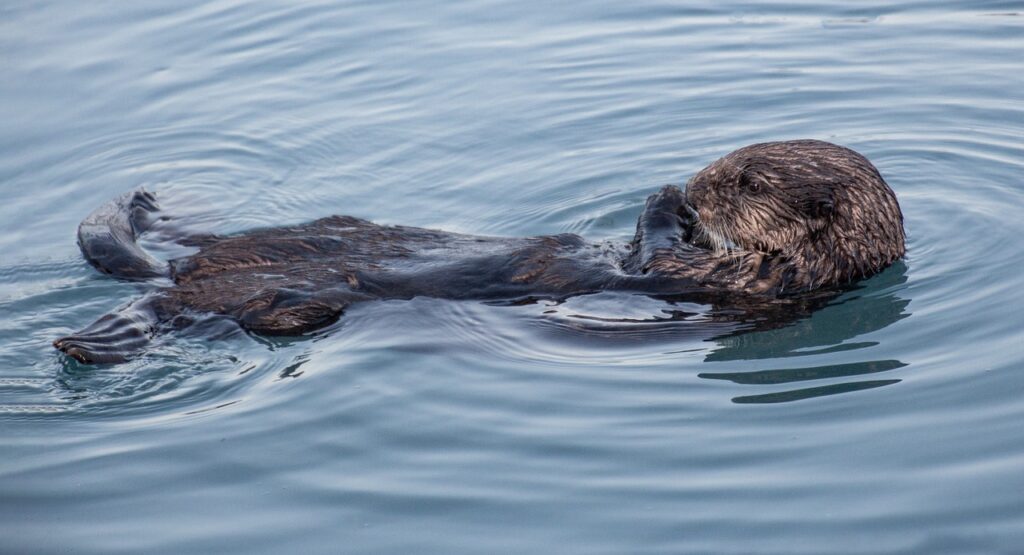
[53,297,161,364]
[77,188,167,280]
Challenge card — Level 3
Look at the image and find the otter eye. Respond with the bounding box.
[739,171,761,194]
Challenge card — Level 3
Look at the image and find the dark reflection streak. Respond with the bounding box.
[237,363,257,376]
[700,359,907,385]
[732,379,901,404]
[184,399,241,415]
[278,354,310,379]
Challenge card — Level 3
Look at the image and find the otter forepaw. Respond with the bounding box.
[645,184,686,213]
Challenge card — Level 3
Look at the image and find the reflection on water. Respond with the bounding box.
[700,262,911,403]
[700,359,907,385]
[705,262,910,362]
[730,379,902,404]
[528,262,911,404]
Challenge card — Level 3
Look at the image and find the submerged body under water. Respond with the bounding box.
[3,1,1024,553]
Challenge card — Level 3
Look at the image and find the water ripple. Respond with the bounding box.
[2,0,1024,552]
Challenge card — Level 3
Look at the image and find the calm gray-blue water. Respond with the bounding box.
[2,1,1023,553]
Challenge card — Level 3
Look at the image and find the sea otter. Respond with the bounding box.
[54,140,905,364]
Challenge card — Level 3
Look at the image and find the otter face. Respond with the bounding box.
[685,140,906,284]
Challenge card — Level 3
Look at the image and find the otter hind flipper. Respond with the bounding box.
[77,189,166,280]
[53,295,162,364]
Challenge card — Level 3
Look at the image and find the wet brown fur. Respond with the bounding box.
[55,140,905,363]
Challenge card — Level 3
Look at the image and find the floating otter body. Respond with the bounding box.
[54,140,905,363]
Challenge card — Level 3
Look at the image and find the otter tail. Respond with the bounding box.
[77,189,167,279]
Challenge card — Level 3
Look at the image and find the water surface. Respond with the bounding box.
[2,1,1023,553]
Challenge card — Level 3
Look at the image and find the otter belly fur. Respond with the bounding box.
[54,140,905,364]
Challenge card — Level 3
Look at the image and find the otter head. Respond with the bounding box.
[685,140,905,289]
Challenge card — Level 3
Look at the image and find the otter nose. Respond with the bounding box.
[684,179,706,209]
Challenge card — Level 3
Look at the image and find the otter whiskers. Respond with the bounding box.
[692,217,742,254]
